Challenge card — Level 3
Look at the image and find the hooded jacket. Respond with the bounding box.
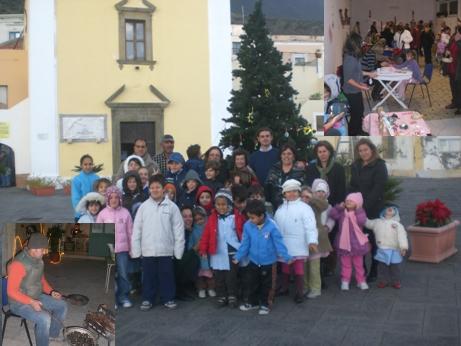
[71,170,100,218]
[96,186,133,253]
[274,198,318,257]
[75,191,105,223]
[122,171,147,218]
[195,185,214,215]
[365,207,408,250]
[177,169,202,208]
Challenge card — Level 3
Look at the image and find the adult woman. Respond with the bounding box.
[342,32,377,135]
[265,144,304,210]
[203,146,229,185]
[229,148,258,188]
[305,141,346,207]
[349,138,388,281]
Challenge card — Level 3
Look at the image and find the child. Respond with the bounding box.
[274,179,318,303]
[131,175,185,310]
[96,186,134,307]
[177,169,202,209]
[72,154,100,221]
[303,180,334,299]
[365,206,408,289]
[233,199,292,315]
[329,192,370,291]
[75,192,105,223]
[199,189,241,308]
[248,184,274,216]
[185,144,205,179]
[164,182,177,202]
[196,185,214,215]
[165,152,187,192]
[93,177,111,197]
[203,160,224,193]
[229,149,259,188]
[116,155,145,190]
[122,171,146,219]
[190,206,216,298]
[138,167,150,198]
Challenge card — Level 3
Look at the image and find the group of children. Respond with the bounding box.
[71,151,408,315]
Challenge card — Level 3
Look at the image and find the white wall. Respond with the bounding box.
[350,0,436,32]
[325,0,351,74]
[208,0,233,146]
[0,98,30,174]
[28,0,59,177]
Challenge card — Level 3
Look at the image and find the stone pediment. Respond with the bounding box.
[105,84,170,109]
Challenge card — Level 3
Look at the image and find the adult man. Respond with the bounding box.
[153,134,175,175]
[114,138,159,181]
[249,128,279,186]
[7,233,68,346]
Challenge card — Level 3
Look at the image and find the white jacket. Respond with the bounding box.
[365,217,408,250]
[274,198,318,257]
[131,197,185,259]
[399,30,413,49]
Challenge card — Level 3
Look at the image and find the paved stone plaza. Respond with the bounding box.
[1,177,461,345]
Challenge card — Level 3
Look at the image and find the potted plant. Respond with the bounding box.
[62,179,71,195]
[47,224,64,263]
[27,176,56,196]
[408,199,460,263]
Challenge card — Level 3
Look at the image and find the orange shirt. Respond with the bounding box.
[7,261,53,305]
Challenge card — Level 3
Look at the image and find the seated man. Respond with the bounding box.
[7,233,68,346]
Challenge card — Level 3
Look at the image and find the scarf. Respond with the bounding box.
[338,210,369,252]
[316,158,335,180]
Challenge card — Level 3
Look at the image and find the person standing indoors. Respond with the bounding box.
[342,33,377,135]
[421,23,435,65]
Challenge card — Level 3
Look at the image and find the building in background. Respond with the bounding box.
[0,13,23,44]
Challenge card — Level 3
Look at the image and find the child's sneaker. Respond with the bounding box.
[258,306,270,315]
[392,281,401,289]
[207,289,216,297]
[140,300,152,311]
[357,282,369,290]
[216,297,227,307]
[306,289,321,299]
[377,281,388,288]
[341,281,350,291]
[122,300,133,308]
[228,296,238,308]
[239,303,258,311]
[163,300,177,309]
[198,289,206,299]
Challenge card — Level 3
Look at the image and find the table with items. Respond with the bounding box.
[363,110,431,136]
[372,67,413,110]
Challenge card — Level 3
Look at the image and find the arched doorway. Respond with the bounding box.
[0,143,16,187]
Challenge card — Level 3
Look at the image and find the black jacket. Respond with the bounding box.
[265,162,305,210]
[305,161,346,207]
[421,30,435,50]
[349,158,388,218]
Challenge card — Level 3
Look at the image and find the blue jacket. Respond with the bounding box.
[234,217,292,266]
[71,171,99,218]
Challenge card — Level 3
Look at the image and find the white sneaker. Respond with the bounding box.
[122,300,133,308]
[307,290,321,299]
[258,306,270,315]
[198,289,206,298]
[207,289,216,297]
[239,303,259,311]
[357,282,369,290]
[341,282,350,291]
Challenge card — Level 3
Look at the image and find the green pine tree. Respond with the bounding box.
[220,0,315,160]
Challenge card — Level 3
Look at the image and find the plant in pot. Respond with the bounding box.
[47,224,65,264]
[62,179,71,195]
[408,199,460,263]
[27,176,56,196]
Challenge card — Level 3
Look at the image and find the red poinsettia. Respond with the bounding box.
[415,199,452,227]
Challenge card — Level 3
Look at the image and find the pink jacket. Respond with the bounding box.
[96,206,133,253]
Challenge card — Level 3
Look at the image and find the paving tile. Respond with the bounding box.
[381,331,459,346]
[423,305,458,337]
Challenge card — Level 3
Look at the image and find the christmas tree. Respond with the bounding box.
[220,0,315,160]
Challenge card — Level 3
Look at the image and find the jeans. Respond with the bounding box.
[116,252,132,304]
[10,294,68,346]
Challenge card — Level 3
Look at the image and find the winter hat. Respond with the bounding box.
[168,152,185,165]
[193,206,208,218]
[380,205,400,221]
[282,179,302,194]
[123,154,145,173]
[345,192,363,209]
[105,185,123,208]
[312,178,330,197]
[164,182,176,193]
[215,188,233,205]
[75,192,106,214]
[182,169,203,188]
[27,233,48,250]
[196,185,214,214]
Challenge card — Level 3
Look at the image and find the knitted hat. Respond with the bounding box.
[215,188,233,205]
[164,182,176,193]
[75,192,106,214]
[312,178,330,197]
[345,192,363,209]
[282,179,302,194]
[27,233,48,250]
[380,205,400,221]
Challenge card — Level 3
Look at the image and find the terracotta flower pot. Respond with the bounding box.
[30,186,56,196]
[63,185,71,195]
[408,220,460,263]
